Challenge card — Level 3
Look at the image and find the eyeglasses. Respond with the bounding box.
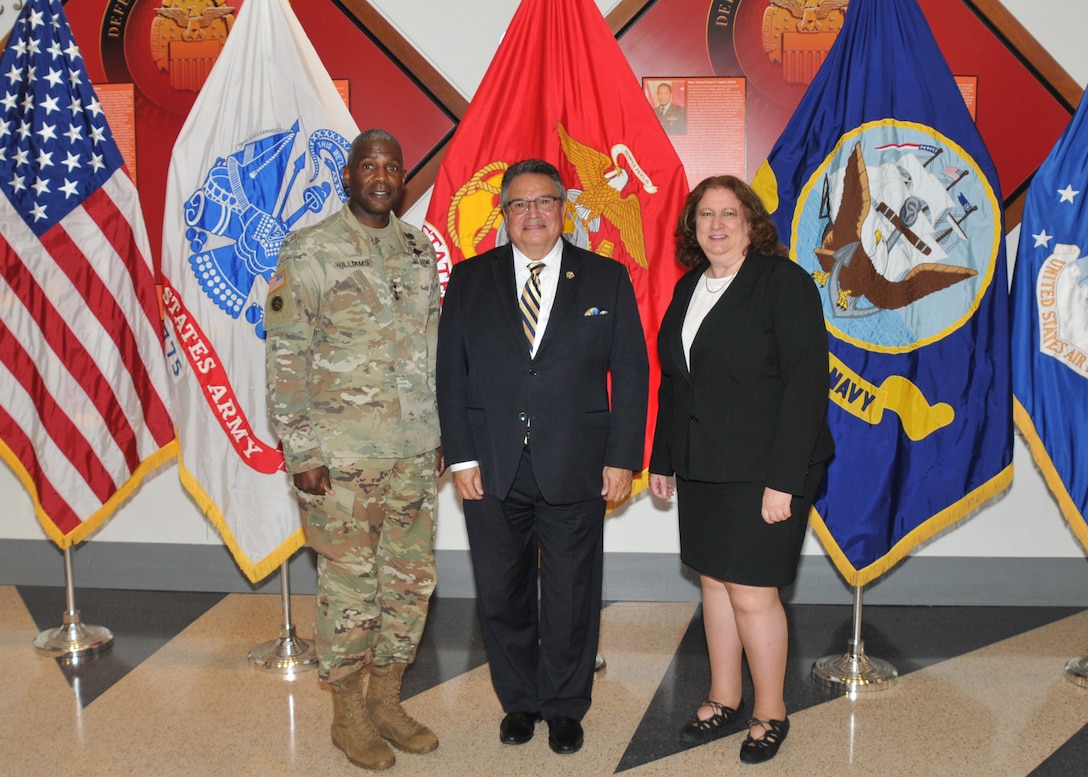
[505,195,561,214]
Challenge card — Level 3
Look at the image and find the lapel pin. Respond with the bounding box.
[566,271,575,279]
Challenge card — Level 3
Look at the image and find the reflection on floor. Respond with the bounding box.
[4,585,1088,776]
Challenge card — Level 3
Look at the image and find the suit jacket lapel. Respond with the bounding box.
[668,268,700,383]
[689,255,758,371]
[532,240,578,359]
[489,245,531,360]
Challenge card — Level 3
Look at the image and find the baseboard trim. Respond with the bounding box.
[2,540,1086,606]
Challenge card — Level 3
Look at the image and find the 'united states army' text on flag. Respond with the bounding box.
[161,0,358,582]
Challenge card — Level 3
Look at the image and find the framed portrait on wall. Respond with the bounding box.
[643,77,747,187]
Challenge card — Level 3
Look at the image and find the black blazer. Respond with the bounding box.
[437,239,649,504]
[649,252,833,494]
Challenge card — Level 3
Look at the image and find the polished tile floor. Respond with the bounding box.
[5,584,1088,776]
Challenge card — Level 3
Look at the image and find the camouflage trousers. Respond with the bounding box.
[298,451,438,685]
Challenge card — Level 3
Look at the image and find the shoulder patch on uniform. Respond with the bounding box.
[268,269,286,295]
[264,265,298,327]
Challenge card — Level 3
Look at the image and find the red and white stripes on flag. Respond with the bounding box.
[0,0,176,546]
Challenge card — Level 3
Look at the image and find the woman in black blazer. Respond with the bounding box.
[649,176,833,764]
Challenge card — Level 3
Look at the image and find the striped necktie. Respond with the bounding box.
[519,261,545,350]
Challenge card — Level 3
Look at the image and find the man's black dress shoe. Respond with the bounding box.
[499,711,539,745]
[547,716,584,755]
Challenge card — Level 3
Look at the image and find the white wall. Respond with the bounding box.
[2,0,1086,568]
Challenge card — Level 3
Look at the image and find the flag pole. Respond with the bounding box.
[247,558,318,674]
[811,584,897,693]
[33,546,113,660]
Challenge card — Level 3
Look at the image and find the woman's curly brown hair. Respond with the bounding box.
[674,175,788,268]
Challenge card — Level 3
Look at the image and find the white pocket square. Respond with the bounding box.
[584,307,608,316]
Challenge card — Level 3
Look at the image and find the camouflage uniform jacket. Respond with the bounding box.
[264,205,440,473]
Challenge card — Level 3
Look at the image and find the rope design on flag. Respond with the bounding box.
[448,161,508,254]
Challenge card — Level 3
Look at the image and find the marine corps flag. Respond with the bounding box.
[0,0,176,546]
[423,0,688,490]
[162,0,358,581]
[1012,93,1088,547]
[752,0,1012,585]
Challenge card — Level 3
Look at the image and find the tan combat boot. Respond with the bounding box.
[366,662,439,754]
[331,670,396,770]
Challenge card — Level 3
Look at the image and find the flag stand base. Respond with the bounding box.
[33,547,113,661]
[1064,656,1088,687]
[248,559,318,675]
[248,624,318,674]
[812,638,897,693]
[811,585,897,693]
[33,609,113,661]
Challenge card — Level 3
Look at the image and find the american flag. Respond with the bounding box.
[0,0,176,546]
[941,165,967,185]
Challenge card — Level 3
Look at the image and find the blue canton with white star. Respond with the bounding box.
[0,0,124,237]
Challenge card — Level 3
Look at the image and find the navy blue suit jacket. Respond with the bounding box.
[437,239,649,504]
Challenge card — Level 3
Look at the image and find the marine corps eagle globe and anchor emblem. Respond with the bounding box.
[427,122,657,288]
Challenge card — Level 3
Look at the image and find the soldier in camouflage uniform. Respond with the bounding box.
[265,129,441,772]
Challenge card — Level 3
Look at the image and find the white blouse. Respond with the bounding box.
[681,270,736,368]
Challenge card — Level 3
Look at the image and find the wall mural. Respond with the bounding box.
[612,0,1080,223]
[24,0,1082,263]
[63,0,460,266]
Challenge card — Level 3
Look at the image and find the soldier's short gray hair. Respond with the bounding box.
[348,129,401,166]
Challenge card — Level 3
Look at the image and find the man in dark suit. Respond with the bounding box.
[437,159,649,756]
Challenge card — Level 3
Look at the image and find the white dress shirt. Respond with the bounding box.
[513,239,563,358]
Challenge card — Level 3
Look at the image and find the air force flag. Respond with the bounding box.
[1012,92,1088,546]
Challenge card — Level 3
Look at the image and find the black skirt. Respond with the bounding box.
[676,462,826,587]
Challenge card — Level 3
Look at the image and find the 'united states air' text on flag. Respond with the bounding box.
[1011,91,1088,547]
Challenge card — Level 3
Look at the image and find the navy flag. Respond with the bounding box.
[1012,92,1088,546]
[752,0,1012,586]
